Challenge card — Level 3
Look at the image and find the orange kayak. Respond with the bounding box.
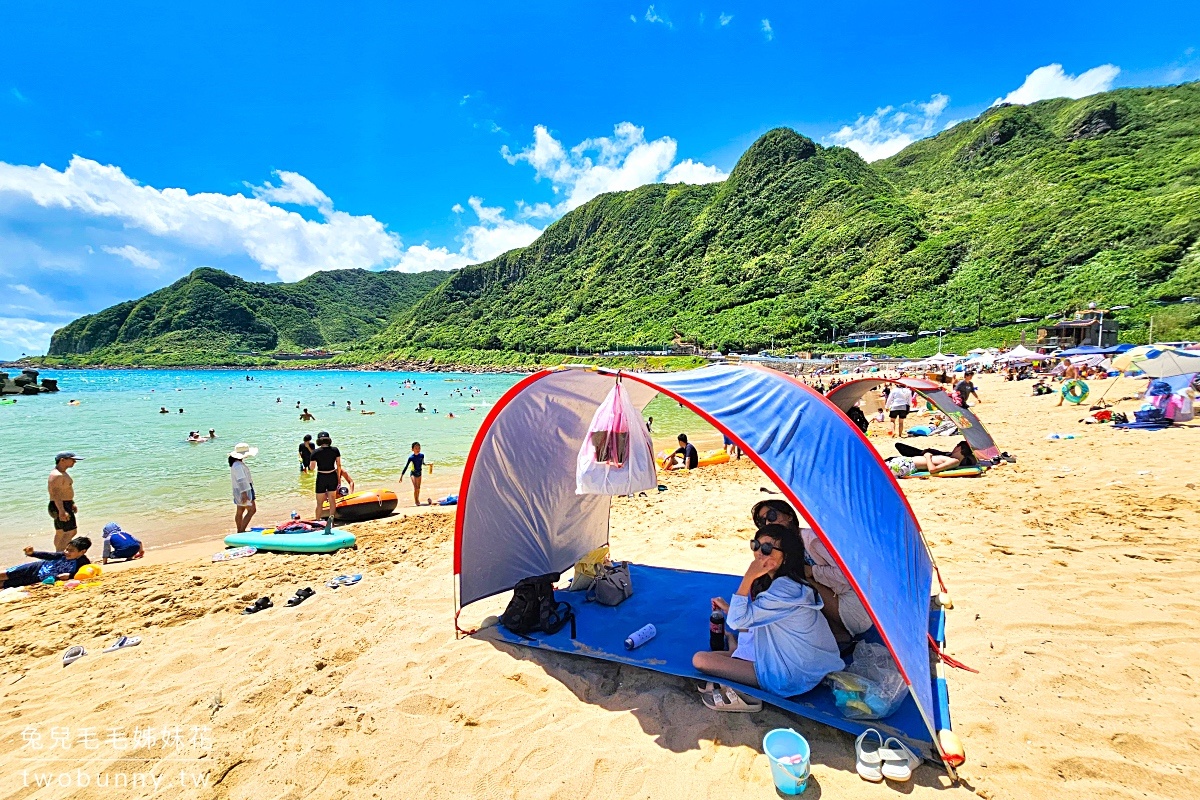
[334,489,399,522]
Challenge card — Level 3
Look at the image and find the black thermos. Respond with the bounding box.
[709,610,727,651]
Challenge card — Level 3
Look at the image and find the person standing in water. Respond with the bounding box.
[47,452,82,552]
[228,443,258,533]
[311,432,343,523]
[298,434,315,473]
[400,442,430,506]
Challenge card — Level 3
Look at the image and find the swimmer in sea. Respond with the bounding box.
[160,407,169,414]
[300,408,316,421]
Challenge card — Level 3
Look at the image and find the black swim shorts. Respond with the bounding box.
[47,500,77,531]
[315,472,339,494]
[888,409,909,419]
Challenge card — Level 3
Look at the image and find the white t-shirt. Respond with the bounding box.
[885,387,913,410]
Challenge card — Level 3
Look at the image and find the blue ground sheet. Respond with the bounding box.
[479,563,943,759]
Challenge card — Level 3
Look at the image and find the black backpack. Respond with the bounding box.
[501,573,575,637]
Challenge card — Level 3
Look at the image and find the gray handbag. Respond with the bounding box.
[586,561,633,606]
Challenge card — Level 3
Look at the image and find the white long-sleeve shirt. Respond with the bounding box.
[727,576,844,696]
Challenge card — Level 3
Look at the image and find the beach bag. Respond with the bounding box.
[586,561,633,606]
[567,544,610,592]
[826,642,908,721]
[576,382,657,496]
[885,456,917,478]
[501,573,575,636]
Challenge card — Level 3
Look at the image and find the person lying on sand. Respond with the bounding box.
[1,537,92,588]
[904,440,976,474]
[692,524,843,703]
[750,500,872,648]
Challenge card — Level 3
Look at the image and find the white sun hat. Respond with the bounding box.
[229,442,258,460]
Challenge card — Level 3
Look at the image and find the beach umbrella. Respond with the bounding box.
[1112,346,1200,378]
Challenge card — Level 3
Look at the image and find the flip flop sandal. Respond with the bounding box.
[855,728,884,782]
[286,587,316,607]
[62,645,87,667]
[103,635,141,653]
[242,596,273,615]
[880,736,922,781]
[335,574,361,587]
[699,683,762,713]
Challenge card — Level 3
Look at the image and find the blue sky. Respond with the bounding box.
[1,1,1197,357]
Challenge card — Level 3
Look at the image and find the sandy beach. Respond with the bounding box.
[2,373,1198,799]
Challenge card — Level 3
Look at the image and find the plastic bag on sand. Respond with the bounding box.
[885,456,917,478]
[576,382,657,496]
[825,642,907,720]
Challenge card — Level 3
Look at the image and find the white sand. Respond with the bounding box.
[1,373,1197,799]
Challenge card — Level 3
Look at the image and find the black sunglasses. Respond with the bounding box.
[755,507,787,528]
[750,539,780,556]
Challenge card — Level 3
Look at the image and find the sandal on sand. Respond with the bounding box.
[103,635,141,653]
[698,682,762,713]
[242,596,272,615]
[880,736,922,781]
[855,728,884,782]
[326,574,362,589]
[62,645,87,667]
[286,587,316,607]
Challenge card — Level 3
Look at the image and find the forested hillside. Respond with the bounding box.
[47,268,449,365]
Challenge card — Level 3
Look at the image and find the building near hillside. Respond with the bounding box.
[1037,310,1118,349]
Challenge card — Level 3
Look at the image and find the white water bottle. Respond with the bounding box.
[624,624,656,650]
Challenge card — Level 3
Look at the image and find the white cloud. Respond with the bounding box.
[0,317,59,356]
[826,92,951,161]
[391,196,544,274]
[0,157,402,281]
[101,244,161,270]
[994,63,1120,106]
[451,203,464,214]
[719,13,733,26]
[644,5,671,27]
[761,19,773,40]
[249,170,332,212]
[501,121,727,216]
[9,283,49,301]
[663,159,727,184]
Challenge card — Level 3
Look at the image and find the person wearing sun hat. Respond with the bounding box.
[228,443,258,533]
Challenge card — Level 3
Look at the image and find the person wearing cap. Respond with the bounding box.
[228,443,258,533]
[101,522,144,564]
[48,452,83,551]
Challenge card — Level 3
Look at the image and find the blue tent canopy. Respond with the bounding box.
[454,364,958,770]
[1056,344,1134,357]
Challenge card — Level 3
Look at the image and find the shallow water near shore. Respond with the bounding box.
[4,368,708,554]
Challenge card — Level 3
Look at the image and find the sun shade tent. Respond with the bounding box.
[454,364,956,768]
[825,377,1000,462]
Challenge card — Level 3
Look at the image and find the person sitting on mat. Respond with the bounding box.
[750,500,872,647]
[1,537,92,588]
[692,524,843,706]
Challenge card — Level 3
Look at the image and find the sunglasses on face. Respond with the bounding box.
[756,508,783,527]
[750,539,780,556]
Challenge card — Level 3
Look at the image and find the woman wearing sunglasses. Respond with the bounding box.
[692,523,843,703]
[752,500,873,647]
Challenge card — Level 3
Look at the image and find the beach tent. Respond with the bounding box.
[1112,346,1200,378]
[454,364,959,772]
[997,345,1046,363]
[825,378,1001,462]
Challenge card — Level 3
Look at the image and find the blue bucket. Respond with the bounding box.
[763,728,810,795]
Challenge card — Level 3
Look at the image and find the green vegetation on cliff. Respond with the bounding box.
[47,268,449,366]
[49,81,1200,366]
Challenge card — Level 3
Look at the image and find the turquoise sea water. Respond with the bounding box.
[4,369,709,554]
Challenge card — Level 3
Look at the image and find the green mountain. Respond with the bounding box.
[48,81,1200,366]
[356,81,1199,361]
[47,267,450,365]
